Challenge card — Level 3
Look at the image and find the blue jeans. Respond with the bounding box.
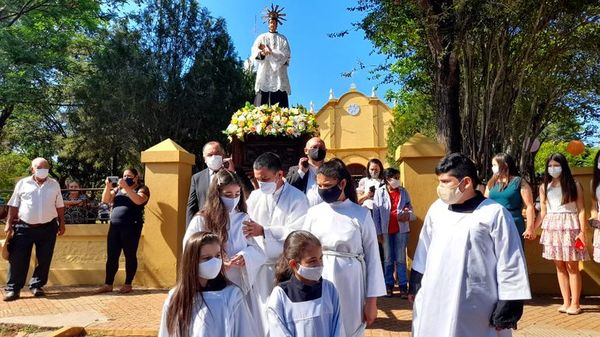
[383,232,408,289]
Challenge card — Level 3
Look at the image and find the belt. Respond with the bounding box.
[18,219,56,228]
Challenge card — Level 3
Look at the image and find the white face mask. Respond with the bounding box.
[34,168,49,179]
[220,196,240,212]
[205,155,223,171]
[491,165,499,175]
[436,179,465,205]
[198,257,222,280]
[369,170,379,179]
[548,166,562,178]
[297,264,323,281]
[388,178,401,189]
[258,181,277,194]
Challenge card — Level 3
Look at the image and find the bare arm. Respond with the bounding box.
[101,177,115,204]
[56,207,65,236]
[521,181,537,240]
[590,180,598,221]
[484,185,490,198]
[534,185,546,230]
[3,206,18,234]
[121,182,149,206]
[575,181,587,241]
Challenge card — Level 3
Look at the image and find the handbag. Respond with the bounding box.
[1,230,12,260]
[589,218,600,229]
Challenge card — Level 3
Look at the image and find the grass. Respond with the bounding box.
[0,324,53,337]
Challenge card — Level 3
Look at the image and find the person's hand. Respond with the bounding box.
[522,228,537,240]
[399,212,410,222]
[105,177,112,187]
[576,231,586,244]
[242,219,264,237]
[363,299,378,326]
[117,178,128,189]
[408,294,415,303]
[58,223,65,236]
[377,235,383,245]
[258,43,266,51]
[298,157,309,173]
[4,222,13,235]
[224,157,235,172]
[229,254,246,268]
[367,190,374,198]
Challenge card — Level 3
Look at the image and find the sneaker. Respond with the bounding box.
[3,291,20,302]
[385,288,393,298]
[31,288,45,297]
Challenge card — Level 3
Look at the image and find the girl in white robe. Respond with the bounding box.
[183,171,265,307]
[303,159,386,337]
[268,230,344,337]
[159,231,259,337]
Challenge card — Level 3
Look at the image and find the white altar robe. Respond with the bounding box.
[303,199,386,337]
[412,198,531,337]
[252,32,291,95]
[247,182,310,336]
[158,285,259,337]
[183,211,266,294]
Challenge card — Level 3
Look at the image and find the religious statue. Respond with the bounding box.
[252,4,291,108]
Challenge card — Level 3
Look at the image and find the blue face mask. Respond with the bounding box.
[125,177,135,186]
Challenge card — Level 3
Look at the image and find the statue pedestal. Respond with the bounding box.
[231,134,311,177]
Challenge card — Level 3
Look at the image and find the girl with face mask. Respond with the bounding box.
[159,232,258,337]
[357,159,384,210]
[303,159,386,336]
[535,153,589,315]
[372,168,415,298]
[183,170,266,305]
[268,230,344,336]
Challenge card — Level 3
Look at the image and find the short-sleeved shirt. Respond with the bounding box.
[8,176,64,224]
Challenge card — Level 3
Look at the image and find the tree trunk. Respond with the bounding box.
[435,48,462,153]
[0,104,15,135]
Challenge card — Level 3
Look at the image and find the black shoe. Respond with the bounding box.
[3,291,20,301]
[385,287,393,298]
[31,288,45,297]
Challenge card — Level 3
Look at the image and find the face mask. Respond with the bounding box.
[297,264,323,281]
[125,177,135,186]
[308,148,326,162]
[318,184,342,203]
[548,167,562,178]
[491,165,499,175]
[436,179,465,205]
[220,196,240,212]
[198,257,222,280]
[258,181,277,194]
[369,170,379,179]
[205,155,223,171]
[388,178,401,189]
[34,168,49,179]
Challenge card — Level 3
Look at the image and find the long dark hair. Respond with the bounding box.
[202,170,247,246]
[592,150,600,203]
[365,158,384,179]
[274,230,322,283]
[318,158,358,203]
[543,153,577,205]
[487,153,520,191]
[166,232,228,337]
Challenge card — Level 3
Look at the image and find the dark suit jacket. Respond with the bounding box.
[186,167,255,226]
[286,165,309,193]
[186,168,211,226]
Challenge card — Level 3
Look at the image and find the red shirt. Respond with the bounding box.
[388,189,400,234]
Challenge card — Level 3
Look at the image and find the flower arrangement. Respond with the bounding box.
[224,103,318,141]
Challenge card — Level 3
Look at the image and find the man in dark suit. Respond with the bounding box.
[286,137,327,207]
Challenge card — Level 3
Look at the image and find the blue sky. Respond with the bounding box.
[201,0,396,109]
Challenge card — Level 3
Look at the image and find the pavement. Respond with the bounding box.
[1,287,600,336]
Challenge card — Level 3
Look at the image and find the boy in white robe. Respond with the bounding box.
[410,153,531,337]
[245,152,310,336]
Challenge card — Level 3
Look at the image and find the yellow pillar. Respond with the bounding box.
[395,133,446,263]
[140,139,195,287]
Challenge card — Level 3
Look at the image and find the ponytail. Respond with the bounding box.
[273,230,322,284]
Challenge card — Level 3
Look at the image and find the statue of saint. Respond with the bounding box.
[252,4,291,108]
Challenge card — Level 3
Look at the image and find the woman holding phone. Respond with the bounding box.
[95,168,150,294]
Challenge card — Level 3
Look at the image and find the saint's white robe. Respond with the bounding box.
[252,32,291,95]
[267,278,345,337]
[183,211,266,294]
[158,285,259,337]
[247,182,310,336]
[412,199,531,337]
[303,199,386,337]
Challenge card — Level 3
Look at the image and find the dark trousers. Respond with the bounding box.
[254,90,289,108]
[5,219,58,292]
[104,223,143,285]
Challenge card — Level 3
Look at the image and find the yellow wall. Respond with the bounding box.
[316,89,393,167]
[0,139,195,288]
[396,134,600,295]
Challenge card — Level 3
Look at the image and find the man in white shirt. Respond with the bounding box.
[286,137,327,207]
[3,157,65,301]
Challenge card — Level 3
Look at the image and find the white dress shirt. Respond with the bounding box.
[297,166,322,207]
[8,176,64,224]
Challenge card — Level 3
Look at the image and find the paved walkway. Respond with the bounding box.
[1,287,600,336]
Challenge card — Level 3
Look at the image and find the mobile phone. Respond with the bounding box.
[223,160,230,169]
[369,185,376,193]
[108,176,119,184]
[301,159,309,169]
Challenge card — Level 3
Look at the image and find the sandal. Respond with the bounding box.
[118,285,133,294]
[93,285,113,294]
[566,307,582,315]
